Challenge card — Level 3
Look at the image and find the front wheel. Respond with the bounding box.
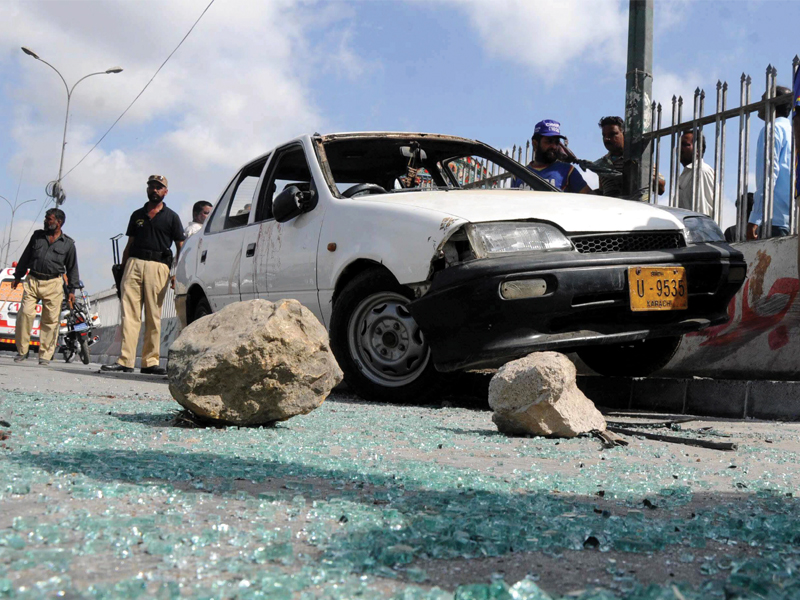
[577,336,682,377]
[192,297,212,323]
[329,269,440,402]
[79,338,91,365]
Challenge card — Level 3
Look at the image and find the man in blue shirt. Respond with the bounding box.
[794,68,800,205]
[747,86,793,239]
[512,120,592,194]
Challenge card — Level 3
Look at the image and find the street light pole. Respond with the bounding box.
[20,47,122,205]
[623,0,654,201]
[0,195,37,266]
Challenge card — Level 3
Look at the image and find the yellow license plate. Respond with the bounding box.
[628,266,688,311]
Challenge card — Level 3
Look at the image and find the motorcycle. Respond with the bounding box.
[58,281,100,364]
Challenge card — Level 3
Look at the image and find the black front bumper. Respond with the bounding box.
[409,244,746,372]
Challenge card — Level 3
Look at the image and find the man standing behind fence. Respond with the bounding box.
[678,132,715,216]
[592,116,665,199]
[101,175,185,375]
[747,86,793,239]
[794,68,800,224]
[593,116,625,197]
[511,120,592,194]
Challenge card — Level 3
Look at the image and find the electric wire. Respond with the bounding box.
[60,0,216,181]
[9,0,215,260]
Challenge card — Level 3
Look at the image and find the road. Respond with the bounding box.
[2,355,800,599]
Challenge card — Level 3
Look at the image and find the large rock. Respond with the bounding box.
[168,299,343,425]
[488,352,606,437]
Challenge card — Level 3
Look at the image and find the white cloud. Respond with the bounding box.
[652,68,720,116]
[655,0,692,32]
[0,0,364,207]
[444,0,628,81]
[0,0,368,289]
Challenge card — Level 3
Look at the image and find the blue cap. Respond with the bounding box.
[534,119,565,138]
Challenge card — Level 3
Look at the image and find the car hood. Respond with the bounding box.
[360,189,685,233]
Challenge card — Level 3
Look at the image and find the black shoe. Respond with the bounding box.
[101,363,134,373]
[13,352,29,363]
[140,366,167,375]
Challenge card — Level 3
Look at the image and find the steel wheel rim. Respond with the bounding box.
[347,290,431,388]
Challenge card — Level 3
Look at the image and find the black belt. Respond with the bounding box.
[130,248,173,266]
[29,271,62,281]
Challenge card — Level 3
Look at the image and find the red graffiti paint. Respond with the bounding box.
[690,277,800,348]
[769,325,790,350]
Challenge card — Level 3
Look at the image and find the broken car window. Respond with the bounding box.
[317,135,556,197]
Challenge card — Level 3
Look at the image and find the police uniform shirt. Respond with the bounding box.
[126,202,185,254]
[14,230,80,288]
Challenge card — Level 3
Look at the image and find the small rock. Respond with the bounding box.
[168,299,342,425]
[488,352,606,437]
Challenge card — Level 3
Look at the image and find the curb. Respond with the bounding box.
[577,375,800,421]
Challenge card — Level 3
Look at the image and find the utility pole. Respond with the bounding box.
[623,0,654,200]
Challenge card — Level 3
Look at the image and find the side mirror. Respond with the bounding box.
[273,186,316,223]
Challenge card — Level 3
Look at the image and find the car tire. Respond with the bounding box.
[193,297,212,323]
[577,336,682,377]
[79,338,91,365]
[330,269,440,402]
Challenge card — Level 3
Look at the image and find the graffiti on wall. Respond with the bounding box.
[681,248,800,365]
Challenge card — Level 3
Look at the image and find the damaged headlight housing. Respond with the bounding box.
[684,216,725,243]
[465,222,573,258]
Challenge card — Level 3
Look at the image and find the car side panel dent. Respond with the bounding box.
[316,200,466,324]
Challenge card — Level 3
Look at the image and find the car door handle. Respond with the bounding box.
[201,250,207,263]
[246,243,256,257]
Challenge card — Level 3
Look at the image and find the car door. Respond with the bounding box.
[196,158,266,311]
[256,142,326,322]
[238,155,272,302]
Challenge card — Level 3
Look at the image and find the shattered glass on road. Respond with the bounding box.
[2,375,800,599]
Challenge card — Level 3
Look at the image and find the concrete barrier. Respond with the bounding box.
[89,287,181,369]
[663,235,799,379]
[91,236,799,378]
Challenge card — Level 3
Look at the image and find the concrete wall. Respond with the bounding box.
[91,236,800,378]
[663,235,800,379]
[90,287,181,369]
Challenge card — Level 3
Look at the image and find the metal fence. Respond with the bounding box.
[645,57,799,241]
[459,57,799,243]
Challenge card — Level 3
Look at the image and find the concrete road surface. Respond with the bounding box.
[2,355,800,599]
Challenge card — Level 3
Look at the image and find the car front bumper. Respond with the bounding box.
[409,243,746,372]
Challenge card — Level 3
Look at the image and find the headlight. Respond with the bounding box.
[684,216,724,243]
[465,222,573,258]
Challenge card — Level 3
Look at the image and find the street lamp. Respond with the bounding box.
[0,194,37,266]
[20,46,122,205]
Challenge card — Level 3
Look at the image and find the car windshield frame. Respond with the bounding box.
[312,133,559,198]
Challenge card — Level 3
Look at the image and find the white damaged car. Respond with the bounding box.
[175,132,745,401]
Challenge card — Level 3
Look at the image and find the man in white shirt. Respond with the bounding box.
[678,132,715,216]
[184,201,212,238]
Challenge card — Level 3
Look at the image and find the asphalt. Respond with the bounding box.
[3,353,800,599]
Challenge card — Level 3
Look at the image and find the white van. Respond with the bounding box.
[0,266,41,349]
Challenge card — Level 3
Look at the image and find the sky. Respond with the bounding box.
[0,0,798,292]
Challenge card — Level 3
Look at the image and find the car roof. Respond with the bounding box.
[235,132,490,179]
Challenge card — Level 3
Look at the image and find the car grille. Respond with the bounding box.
[570,232,686,254]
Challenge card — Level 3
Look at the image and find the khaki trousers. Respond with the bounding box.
[119,257,170,368]
[15,276,64,360]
